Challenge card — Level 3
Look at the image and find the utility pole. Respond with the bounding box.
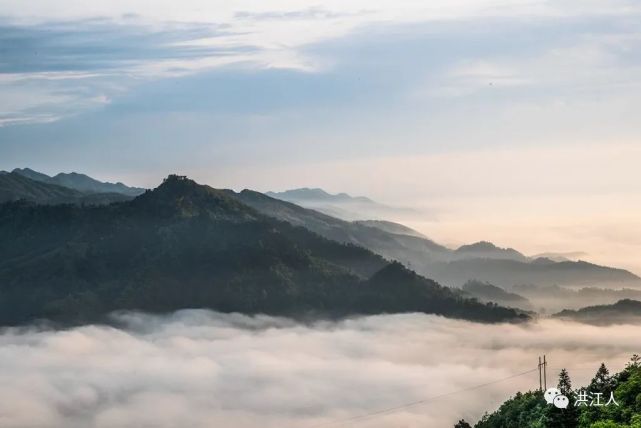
[543,355,547,391]
[538,356,543,391]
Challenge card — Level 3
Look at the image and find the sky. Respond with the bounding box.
[0,310,638,427]
[1,0,641,273]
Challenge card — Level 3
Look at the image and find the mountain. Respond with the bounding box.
[225,190,640,288]
[0,175,525,326]
[513,284,641,313]
[354,220,427,238]
[429,258,639,289]
[0,171,132,205]
[532,251,587,262]
[554,299,641,325]
[1,171,83,204]
[266,187,418,221]
[226,189,453,270]
[461,280,532,310]
[267,188,374,204]
[12,168,145,196]
[455,241,528,262]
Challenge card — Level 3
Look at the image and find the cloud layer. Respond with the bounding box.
[1,310,638,428]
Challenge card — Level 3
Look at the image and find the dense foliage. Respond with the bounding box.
[471,355,641,428]
[0,175,525,325]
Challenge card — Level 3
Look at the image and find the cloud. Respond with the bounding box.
[0,19,261,126]
[2,0,641,126]
[0,310,638,427]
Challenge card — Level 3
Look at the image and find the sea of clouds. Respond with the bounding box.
[0,311,639,428]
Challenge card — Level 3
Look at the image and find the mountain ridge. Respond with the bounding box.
[12,167,145,196]
[0,175,525,326]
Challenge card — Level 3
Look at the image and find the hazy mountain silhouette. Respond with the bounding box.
[554,299,641,325]
[455,241,528,262]
[228,189,453,269]
[429,258,639,289]
[12,168,145,196]
[0,171,130,205]
[266,187,419,221]
[461,280,532,310]
[354,220,428,238]
[227,190,639,288]
[267,188,374,203]
[0,175,524,326]
[513,284,641,313]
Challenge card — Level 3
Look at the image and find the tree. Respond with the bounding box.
[627,354,641,370]
[590,363,613,395]
[454,420,472,428]
[558,368,573,395]
[547,369,578,428]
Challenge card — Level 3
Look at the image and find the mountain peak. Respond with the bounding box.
[457,241,499,251]
[132,175,257,221]
[12,167,52,182]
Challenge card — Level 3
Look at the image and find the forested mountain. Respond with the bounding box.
[0,175,525,326]
[12,168,145,196]
[467,356,641,428]
[227,190,640,288]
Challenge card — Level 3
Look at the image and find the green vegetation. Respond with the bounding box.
[471,355,641,428]
[0,175,526,326]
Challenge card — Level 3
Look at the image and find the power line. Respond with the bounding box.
[310,367,540,427]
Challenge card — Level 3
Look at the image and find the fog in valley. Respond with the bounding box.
[1,310,638,428]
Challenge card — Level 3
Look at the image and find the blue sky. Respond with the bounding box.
[1,0,641,271]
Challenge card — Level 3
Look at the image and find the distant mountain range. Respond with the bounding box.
[267,188,374,204]
[1,168,145,206]
[12,168,145,196]
[266,187,420,221]
[0,175,524,326]
[0,171,134,205]
[554,299,641,325]
[229,190,639,288]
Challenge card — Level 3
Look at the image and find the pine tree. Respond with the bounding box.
[558,368,573,396]
[589,363,612,395]
[454,420,472,428]
[546,369,578,428]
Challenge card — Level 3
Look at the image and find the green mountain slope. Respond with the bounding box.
[0,175,524,325]
[470,356,641,428]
